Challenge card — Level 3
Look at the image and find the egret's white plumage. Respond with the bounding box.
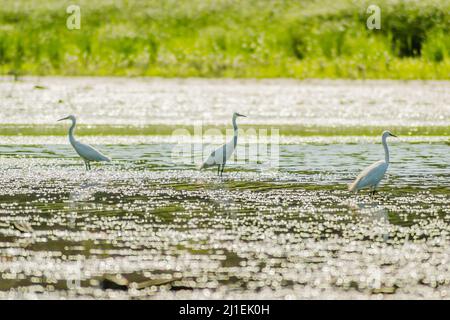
[348,130,397,194]
[200,112,246,176]
[58,115,111,170]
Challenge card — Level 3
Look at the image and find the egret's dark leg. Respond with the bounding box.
[374,184,380,196]
[217,165,220,176]
[220,164,225,176]
[84,161,88,171]
[87,162,91,171]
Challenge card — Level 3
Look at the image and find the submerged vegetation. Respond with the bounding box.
[0,0,449,79]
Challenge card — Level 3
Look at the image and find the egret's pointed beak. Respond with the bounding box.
[390,133,397,137]
[57,116,69,122]
[237,113,247,117]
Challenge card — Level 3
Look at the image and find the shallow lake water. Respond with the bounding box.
[0,78,449,299]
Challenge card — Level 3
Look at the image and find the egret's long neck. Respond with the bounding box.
[232,116,238,147]
[68,119,77,145]
[382,136,389,163]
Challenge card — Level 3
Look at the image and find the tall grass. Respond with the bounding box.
[0,0,449,78]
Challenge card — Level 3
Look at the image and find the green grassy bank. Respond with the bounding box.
[1,0,449,79]
[0,124,448,137]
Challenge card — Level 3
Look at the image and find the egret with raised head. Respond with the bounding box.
[58,115,111,170]
[348,130,397,195]
[200,112,246,176]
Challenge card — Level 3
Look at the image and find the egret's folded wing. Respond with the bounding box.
[200,144,226,169]
[74,142,111,162]
[349,160,387,191]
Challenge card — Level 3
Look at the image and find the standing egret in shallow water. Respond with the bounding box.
[348,131,397,195]
[200,112,246,176]
[58,115,111,170]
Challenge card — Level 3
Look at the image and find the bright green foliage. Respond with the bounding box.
[0,0,449,78]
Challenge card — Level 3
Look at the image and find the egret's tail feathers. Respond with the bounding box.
[199,162,210,170]
[100,155,111,162]
[348,182,357,192]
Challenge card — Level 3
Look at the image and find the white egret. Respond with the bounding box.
[58,115,111,170]
[348,130,397,195]
[200,112,246,176]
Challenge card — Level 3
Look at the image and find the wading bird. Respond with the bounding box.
[58,115,111,170]
[348,130,397,195]
[200,112,246,176]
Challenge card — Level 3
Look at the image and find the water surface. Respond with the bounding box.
[0,78,448,299]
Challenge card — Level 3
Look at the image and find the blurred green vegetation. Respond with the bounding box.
[0,123,448,137]
[1,0,449,79]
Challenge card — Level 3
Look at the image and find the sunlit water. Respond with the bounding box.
[0,78,449,299]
